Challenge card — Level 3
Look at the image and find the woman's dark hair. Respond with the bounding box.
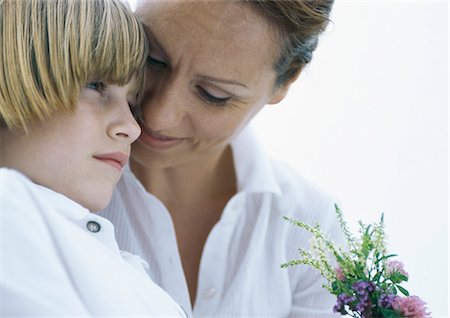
[245,0,334,87]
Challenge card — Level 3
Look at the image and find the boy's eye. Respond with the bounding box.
[146,56,168,71]
[86,82,106,92]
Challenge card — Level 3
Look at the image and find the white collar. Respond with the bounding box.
[3,168,95,222]
[231,125,282,196]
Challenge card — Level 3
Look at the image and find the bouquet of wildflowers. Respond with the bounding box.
[281,205,430,318]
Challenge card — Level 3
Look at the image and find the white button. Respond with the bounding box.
[203,287,217,299]
[86,221,101,233]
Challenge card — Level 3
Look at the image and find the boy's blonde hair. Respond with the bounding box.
[0,0,148,130]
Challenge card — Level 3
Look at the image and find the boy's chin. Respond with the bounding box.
[82,194,113,213]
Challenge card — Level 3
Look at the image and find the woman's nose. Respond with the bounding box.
[140,77,186,131]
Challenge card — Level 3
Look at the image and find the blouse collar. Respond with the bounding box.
[231,125,282,196]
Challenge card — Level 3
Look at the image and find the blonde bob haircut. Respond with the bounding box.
[0,0,148,130]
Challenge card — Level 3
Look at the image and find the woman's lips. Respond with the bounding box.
[93,152,128,171]
[138,126,184,150]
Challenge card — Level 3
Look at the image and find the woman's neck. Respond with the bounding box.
[129,145,237,210]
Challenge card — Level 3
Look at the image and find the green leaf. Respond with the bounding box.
[397,285,410,296]
[373,272,382,282]
[380,308,402,318]
[389,272,409,284]
[335,254,344,263]
[399,274,409,282]
[376,254,398,263]
[331,281,339,292]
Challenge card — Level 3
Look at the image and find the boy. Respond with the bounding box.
[0,0,184,316]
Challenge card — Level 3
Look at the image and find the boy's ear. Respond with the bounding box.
[268,69,302,105]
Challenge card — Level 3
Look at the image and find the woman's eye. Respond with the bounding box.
[86,81,106,93]
[146,56,168,71]
[197,86,231,107]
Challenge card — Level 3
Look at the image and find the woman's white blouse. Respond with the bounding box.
[0,168,185,317]
[100,126,343,318]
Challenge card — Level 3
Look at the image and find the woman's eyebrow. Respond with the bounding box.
[197,75,248,89]
[142,24,168,57]
[141,25,248,90]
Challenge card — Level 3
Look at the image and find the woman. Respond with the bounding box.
[101,0,341,317]
[0,0,184,315]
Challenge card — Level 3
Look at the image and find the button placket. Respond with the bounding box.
[195,221,234,315]
[202,287,217,299]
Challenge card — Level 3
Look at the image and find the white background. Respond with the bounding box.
[252,1,449,317]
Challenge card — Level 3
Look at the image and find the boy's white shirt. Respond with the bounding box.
[0,168,185,317]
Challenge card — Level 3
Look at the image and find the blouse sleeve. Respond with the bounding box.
[286,202,343,318]
[275,165,344,317]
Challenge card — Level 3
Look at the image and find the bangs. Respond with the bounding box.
[75,0,147,87]
[0,0,147,130]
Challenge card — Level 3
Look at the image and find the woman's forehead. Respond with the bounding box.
[136,0,275,41]
[137,0,279,80]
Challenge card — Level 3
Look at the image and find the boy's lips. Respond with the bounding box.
[93,152,128,171]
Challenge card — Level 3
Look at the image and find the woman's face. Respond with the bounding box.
[133,0,289,168]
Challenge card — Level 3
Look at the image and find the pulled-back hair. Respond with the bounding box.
[0,0,148,130]
[245,0,334,87]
